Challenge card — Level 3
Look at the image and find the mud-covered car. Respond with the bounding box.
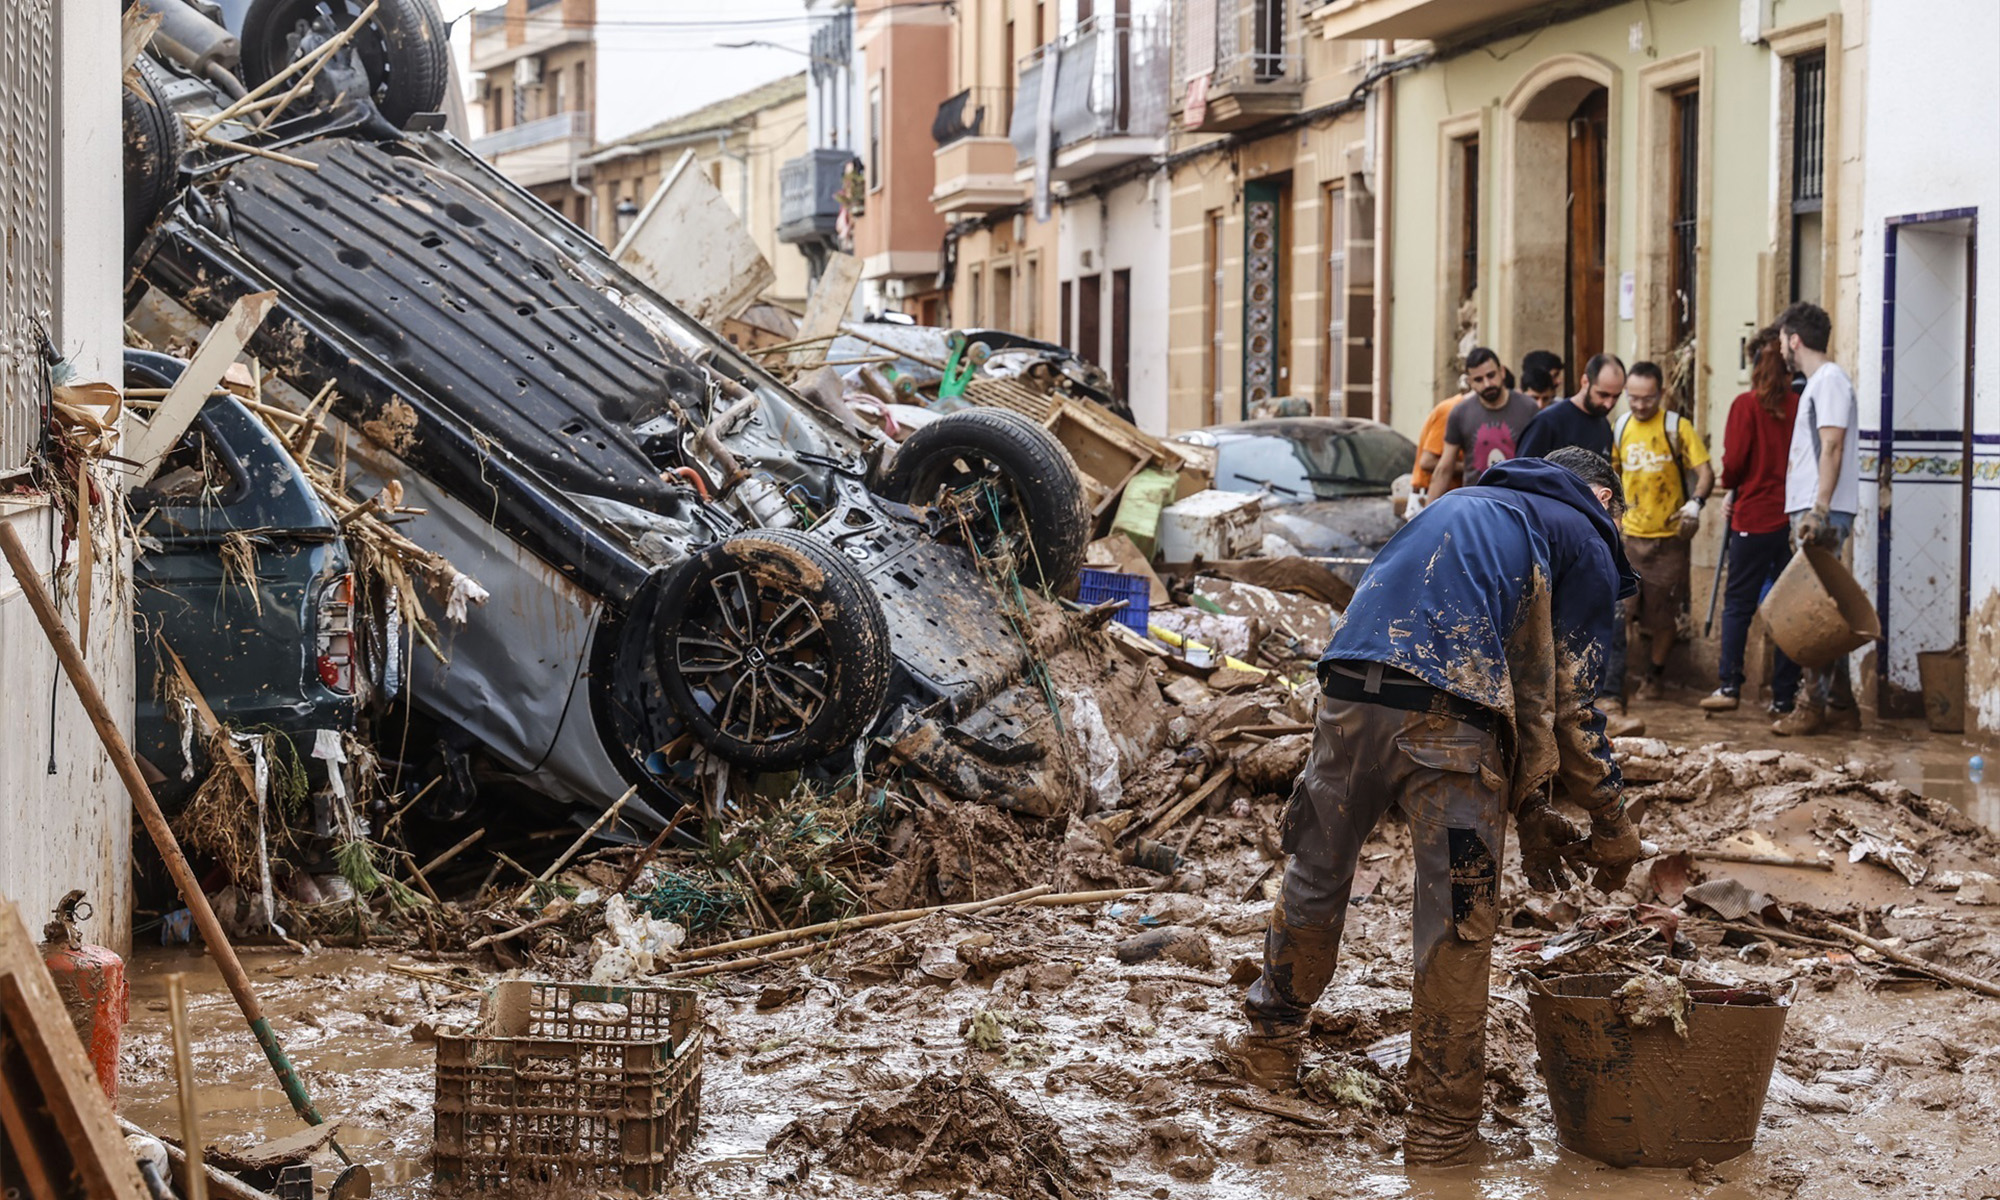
[126,0,1146,829]
[1175,418,1414,563]
[125,350,358,810]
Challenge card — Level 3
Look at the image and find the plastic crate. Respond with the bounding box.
[434,980,702,1196]
[1077,568,1151,632]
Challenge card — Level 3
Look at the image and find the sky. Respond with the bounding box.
[442,0,819,143]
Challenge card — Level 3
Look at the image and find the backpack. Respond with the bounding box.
[1613,409,1695,503]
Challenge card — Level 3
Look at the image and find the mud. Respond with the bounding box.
[115,691,2000,1200]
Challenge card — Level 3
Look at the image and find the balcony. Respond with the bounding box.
[469,110,592,188]
[468,0,590,71]
[1174,0,1304,133]
[778,147,853,247]
[1305,0,1546,41]
[931,88,1024,216]
[1010,13,1169,184]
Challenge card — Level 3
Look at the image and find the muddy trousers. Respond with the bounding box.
[1245,695,1506,1162]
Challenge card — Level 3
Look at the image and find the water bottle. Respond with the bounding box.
[1972,755,1986,785]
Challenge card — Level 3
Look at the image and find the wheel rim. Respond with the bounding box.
[274,1,400,116]
[675,568,832,749]
[913,453,1034,575]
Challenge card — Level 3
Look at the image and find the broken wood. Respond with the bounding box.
[1688,850,1835,871]
[0,525,350,1163]
[127,292,277,479]
[1219,1090,1329,1129]
[467,913,563,953]
[0,899,153,1200]
[165,974,211,1200]
[190,0,378,137]
[117,1117,280,1200]
[1816,921,2000,1000]
[253,0,383,130]
[511,785,637,906]
[616,805,696,893]
[1132,765,1237,844]
[411,827,484,886]
[668,885,1057,965]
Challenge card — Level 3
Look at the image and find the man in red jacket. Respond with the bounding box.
[1701,328,1803,713]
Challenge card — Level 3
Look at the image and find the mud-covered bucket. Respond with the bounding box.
[1523,973,1793,1168]
[1760,545,1880,669]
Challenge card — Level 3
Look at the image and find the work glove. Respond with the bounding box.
[1797,504,1837,548]
[1516,799,1590,892]
[1567,808,1657,894]
[1675,499,1702,541]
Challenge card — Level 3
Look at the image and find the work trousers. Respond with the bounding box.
[1718,528,1801,704]
[1246,695,1506,1161]
[1791,510,1858,712]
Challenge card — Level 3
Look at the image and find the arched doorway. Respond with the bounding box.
[1499,56,1618,383]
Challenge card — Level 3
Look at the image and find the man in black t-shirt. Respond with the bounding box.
[1518,352,1623,460]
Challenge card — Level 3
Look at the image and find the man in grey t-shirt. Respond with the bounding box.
[1774,301,1862,737]
[1427,346,1539,501]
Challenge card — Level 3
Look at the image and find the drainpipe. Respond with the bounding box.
[718,130,751,227]
[1371,40,1395,427]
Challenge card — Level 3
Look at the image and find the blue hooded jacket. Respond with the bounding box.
[1322,457,1638,812]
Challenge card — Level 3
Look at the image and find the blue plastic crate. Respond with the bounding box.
[1078,568,1151,633]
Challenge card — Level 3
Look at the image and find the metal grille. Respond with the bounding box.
[1791,53,1826,207]
[1670,88,1700,344]
[1,0,55,472]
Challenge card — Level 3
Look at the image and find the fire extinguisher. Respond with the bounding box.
[41,889,129,1105]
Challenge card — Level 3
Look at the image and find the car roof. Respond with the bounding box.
[1196,417,1404,442]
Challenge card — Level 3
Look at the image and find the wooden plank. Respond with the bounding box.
[0,900,151,1199]
[789,253,864,367]
[127,292,276,480]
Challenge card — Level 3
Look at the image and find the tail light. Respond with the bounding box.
[316,572,355,695]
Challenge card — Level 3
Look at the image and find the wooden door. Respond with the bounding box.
[1565,88,1608,378]
[1078,273,1102,364]
[1111,268,1131,405]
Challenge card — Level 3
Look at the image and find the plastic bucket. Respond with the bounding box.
[1524,973,1792,1168]
[1760,545,1880,669]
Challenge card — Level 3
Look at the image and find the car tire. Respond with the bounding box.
[882,407,1090,591]
[656,529,892,771]
[123,56,185,261]
[240,0,449,129]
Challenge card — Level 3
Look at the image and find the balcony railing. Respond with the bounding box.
[933,87,1013,148]
[1010,12,1169,164]
[1173,0,1304,130]
[469,110,591,158]
[779,147,853,245]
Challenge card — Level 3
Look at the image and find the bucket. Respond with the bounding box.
[1918,648,1967,733]
[1523,973,1793,1168]
[1760,545,1880,669]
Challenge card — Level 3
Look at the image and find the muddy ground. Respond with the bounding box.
[119,691,2000,1200]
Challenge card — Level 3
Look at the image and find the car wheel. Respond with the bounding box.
[123,56,185,261]
[656,530,892,770]
[882,407,1089,591]
[239,0,448,129]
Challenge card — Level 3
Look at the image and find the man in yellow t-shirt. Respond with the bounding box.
[1610,361,1714,702]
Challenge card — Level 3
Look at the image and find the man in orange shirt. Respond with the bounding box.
[1409,395,1459,501]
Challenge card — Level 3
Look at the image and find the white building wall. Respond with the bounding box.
[1852,0,2000,732]
[0,0,133,951]
[1059,177,1173,434]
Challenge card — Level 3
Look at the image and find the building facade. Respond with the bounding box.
[584,75,814,309]
[1849,0,1998,732]
[0,0,133,950]
[467,0,598,224]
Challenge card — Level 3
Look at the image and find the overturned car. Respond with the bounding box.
[126,0,1161,830]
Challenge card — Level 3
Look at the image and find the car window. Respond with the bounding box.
[1218,426,1414,499]
[135,422,251,510]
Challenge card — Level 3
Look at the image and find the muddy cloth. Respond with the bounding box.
[1247,696,1505,1161]
[1321,457,1636,817]
[1623,535,1690,636]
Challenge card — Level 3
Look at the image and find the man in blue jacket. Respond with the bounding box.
[1224,448,1650,1166]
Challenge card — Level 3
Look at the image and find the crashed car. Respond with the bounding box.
[1175,417,1415,561]
[125,349,358,810]
[126,0,1155,830]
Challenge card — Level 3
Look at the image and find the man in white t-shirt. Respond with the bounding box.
[1773,301,1862,736]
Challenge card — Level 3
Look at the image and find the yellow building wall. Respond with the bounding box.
[1379,0,1861,442]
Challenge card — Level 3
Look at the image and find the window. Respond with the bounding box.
[868,81,883,190]
[0,0,52,472]
[992,264,1015,329]
[1205,209,1225,424]
[1789,52,1826,304]
[1111,268,1131,406]
[1669,86,1699,344]
[1458,136,1480,303]
[575,62,587,115]
[969,265,984,327]
[1060,280,1073,349]
[1322,182,1346,417]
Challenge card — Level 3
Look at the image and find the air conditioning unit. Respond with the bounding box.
[514,57,543,87]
